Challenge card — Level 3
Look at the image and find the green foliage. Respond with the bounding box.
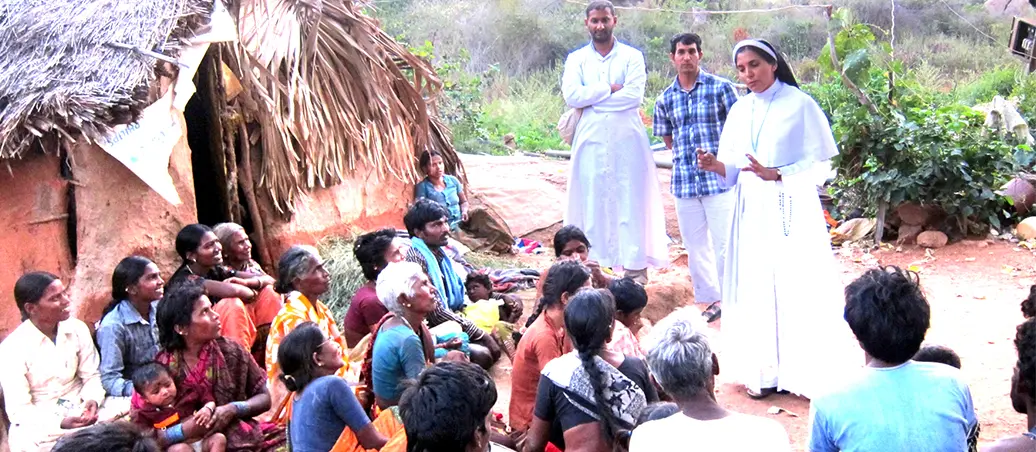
[955,67,1020,106]
[810,15,1034,233]
[481,70,567,152]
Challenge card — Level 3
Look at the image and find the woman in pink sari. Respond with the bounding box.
[153,279,286,451]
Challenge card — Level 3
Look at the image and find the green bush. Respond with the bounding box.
[814,18,1033,233]
[955,67,1020,106]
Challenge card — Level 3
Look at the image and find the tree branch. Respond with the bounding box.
[826,8,880,116]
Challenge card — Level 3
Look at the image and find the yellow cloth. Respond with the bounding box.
[0,319,106,452]
[330,407,404,452]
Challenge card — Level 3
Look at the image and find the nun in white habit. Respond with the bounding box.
[697,39,860,400]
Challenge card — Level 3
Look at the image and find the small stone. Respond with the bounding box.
[897,203,930,226]
[1016,217,1036,240]
[917,231,949,249]
[960,240,989,248]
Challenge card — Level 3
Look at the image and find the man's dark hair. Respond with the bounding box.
[399,361,498,452]
[465,272,493,292]
[913,344,962,369]
[354,228,398,282]
[52,421,159,452]
[404,199,448,237]
[156,278,206,352]
[609,277,648,314]
[669,33,702,54]
[552,225,591,258]
[844,266,930,364]
[585,0,615,17]
[131,363,172,396]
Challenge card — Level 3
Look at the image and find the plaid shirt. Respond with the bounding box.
[653,71,739,199]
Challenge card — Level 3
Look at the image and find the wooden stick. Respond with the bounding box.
[239,122,273,270]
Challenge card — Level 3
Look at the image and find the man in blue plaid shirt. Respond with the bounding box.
[653,33,738,322]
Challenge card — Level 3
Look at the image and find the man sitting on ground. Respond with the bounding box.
[403,199,501,369]
[631,313,790,450]
[808,266,978,451]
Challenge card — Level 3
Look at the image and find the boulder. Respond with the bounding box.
[1001,177,1036,214]
[917,231,949,249]
[1016,216,1036,240]
[896,203,930,226]
[896,224,923,245]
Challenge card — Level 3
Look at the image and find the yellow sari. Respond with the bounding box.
[267,291,356,424]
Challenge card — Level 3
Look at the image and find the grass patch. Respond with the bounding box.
[317,236,366,321]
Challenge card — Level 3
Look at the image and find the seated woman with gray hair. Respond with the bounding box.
[264,245,353,424]
[630,313,791,451]
[359,261,446,412]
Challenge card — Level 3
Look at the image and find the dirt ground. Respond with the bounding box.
[468,154,1033,451]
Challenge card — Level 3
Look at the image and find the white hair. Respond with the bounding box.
[644,308,714,400]
[376,261,425,316]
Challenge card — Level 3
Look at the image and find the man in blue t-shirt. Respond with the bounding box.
[808,266,978,452]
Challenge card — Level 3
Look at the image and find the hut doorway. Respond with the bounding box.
[183,45,271,267]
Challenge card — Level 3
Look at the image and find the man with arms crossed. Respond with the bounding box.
[561,0,669,285]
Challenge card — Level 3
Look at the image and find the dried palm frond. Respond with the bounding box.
[0,0,209,159]
[231,0,461,216]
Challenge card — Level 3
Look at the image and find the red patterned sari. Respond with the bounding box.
[156,338,286,451]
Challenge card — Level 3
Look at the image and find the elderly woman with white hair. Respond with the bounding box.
[359,261,440,412]
[630,313,791,451]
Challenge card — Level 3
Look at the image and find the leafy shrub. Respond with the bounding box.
[814,16,1034,233]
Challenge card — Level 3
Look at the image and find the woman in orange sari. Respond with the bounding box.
[278,322,400,452]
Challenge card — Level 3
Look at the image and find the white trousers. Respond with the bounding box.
[675,190,734,303]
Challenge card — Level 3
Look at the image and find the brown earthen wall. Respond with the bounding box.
[258,163,412,261]
[67,111,198,325]
[0,154,75,339]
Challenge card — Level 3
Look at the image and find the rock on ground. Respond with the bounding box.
[917,230,949,249]
[1017,216,1036,240]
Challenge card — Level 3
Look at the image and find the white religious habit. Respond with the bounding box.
[561,41,669,271]
[716,79,860,399]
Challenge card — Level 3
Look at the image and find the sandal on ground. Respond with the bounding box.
[702,302,722,323]
[746,387,778,400]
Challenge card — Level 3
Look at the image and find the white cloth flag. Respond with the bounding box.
[96,91,182,205]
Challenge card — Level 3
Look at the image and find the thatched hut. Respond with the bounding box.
[0,0,462,339]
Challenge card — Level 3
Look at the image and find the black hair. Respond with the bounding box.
[418,150,442,173]
[103,256,155,318]
[174,224,212,261]
[609,277,648,314]
[913,344,962,369]
[1015,317,1036,404]
[404,199,448,237]
[465,272,493,292]
[552,225,590,258]
[51,421,159,452]
[636,401,679,425]
[526,260,592,328]
[399,361,498,452]
[844,266,930,364]
[735,39,799,88]
[354,229,398,282]
[14,271,59,321]
[156,278,206,352]
[277,322,326,392]
[131,363,172,396]
[585,0,615,17]
[565,288,620,442]
[670,33,702,54]
[1023,285,1035,319]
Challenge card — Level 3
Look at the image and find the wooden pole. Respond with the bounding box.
[875,201,888,246]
